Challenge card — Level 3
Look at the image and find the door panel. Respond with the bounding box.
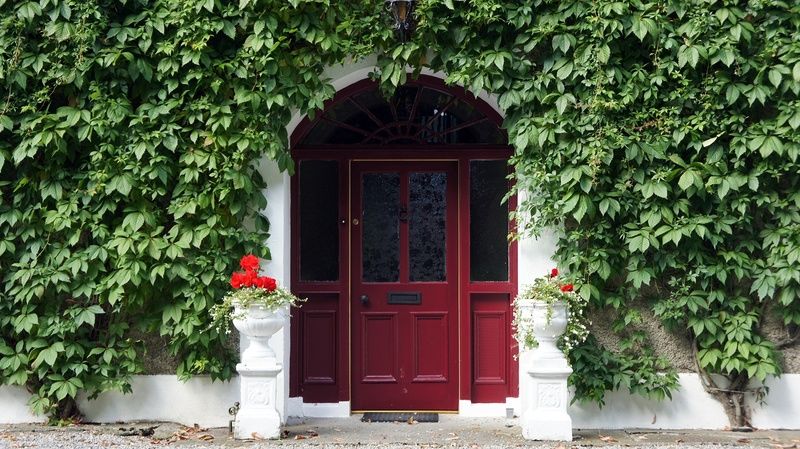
[361,313,399,383]
[351,161,458,411]
[411,312,449,382]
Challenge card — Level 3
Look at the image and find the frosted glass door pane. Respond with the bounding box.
[409,172,447,282]
[362,173,400,282]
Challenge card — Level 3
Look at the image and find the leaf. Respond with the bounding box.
[678,170,698,191]
[725,84,740,105]
[162,304,183,324]
[555,94,574,114]
[75,308,98,327]
[719,49,735,67]
[0,115,12,131]
[33,346,59,368]
[556,61,573,80]
[631,15,647,40]
[760,136,783,158]
[573,196,589,222]
[596,44,610,64]
[653,182,668,199]
[702,135,719,147]
[768,69,782,88]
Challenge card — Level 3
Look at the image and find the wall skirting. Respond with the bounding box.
[2,374,797,429]
[458,398,520,417]
[287,398,350,418]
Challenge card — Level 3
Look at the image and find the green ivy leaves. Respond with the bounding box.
[1,0,798,421]
[0,0,386,418]
[414,0,800,414]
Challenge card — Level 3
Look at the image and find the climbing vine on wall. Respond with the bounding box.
[410,0,800,427]
[1,0,798,426]
[0,0,389,420]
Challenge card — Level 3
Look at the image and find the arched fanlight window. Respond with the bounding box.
[296,81,505,147]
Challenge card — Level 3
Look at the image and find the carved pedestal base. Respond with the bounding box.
[519,301,573,441]
[521,363,573,441]
[232,304,287,440]
[234,361,282,440]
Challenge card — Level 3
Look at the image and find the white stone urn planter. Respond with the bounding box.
[232,303,288,440]
[518,300,573,441]
[233,303,287,364]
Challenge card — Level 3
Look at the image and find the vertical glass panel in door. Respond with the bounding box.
[299,160,339,281]
[409,172,447,282]
[470,160,509,281]
[362,173,400,282]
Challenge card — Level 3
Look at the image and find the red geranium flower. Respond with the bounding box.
[560,283,574,292]
[254,276,277,292]
[230,271,247,289]
[239,254,260,272]
[550,268,559,277]
[241,269,257,287]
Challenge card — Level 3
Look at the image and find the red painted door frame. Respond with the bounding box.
[289,76,518,409]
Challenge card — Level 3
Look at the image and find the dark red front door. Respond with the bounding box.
[351,161,459,411]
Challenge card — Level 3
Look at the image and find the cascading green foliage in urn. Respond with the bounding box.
[1,0,798,427]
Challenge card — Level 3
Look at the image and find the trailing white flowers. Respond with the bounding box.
[512,268,590,356]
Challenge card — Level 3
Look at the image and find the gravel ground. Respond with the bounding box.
[0,431,769,449]
[1,421,798,449]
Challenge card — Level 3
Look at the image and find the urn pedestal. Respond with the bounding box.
[519,301,573,441]
[232,304,287,440]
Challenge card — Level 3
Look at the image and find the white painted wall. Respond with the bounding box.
[749,375,800,429]
[2,374,798,428]
[570,373,730,429]
[0,386,46,424]
[78,376,240,426]
[257,158,292,423]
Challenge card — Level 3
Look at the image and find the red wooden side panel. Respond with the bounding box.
[297,293,339,402]
[411,312,449,383]
[303,310,337,384]
[471,293,511,403]
[361,313,399,383]
[473,312,506,384]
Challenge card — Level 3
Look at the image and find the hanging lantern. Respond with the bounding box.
[386,0,415,42]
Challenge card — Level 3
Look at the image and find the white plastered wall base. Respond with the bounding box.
[0,386,47,424]
[287,398,351,418]
[1,375,799,428]
[458,398,520,417]
[78,376,240,426]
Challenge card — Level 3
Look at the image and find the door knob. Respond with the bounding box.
[360,295,369,305]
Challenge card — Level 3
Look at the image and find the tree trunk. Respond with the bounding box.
[693,345,752,429]
[54,398,82,423]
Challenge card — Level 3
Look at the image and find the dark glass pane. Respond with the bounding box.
[303,120,364,145]
[324,99,381,139]
[362,173,400,282]
[299,161,339,281]
[415,87,455,144]
[353,89,393,125]
[470,161,509,281]
[297,85,504,146]
[460,120,505,145]
[391,86,418,121]
[409,172,447,282]
[447,96,483,123]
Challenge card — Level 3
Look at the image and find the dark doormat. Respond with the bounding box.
[361,412,439,423]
